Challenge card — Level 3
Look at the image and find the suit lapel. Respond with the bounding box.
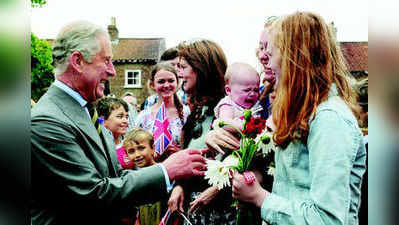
[100,125,120,176]
[48,85,109,161]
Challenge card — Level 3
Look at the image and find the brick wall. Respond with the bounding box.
[109,63,155,106]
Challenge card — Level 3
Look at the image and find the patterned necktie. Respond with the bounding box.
[86,103,102,134]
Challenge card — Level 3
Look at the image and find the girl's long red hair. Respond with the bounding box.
[272,12,359,149]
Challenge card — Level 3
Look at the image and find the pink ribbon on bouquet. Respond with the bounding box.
[243,171,256,184]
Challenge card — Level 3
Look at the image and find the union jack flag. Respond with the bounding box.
[153,103,173,155]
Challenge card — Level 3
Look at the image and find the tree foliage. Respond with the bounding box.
[31,0,47,8]
[31,33,54,101]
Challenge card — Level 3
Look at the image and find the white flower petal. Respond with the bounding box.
[257,130,276,155]
[222,154,239,168]
[204,158,234,190]
[267,166,275,176]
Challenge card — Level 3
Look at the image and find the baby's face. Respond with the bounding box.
[228,72,260,109]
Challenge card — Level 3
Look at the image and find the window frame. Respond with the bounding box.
[124,69,142,88]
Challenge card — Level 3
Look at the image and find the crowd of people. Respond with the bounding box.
[31,11,367,225]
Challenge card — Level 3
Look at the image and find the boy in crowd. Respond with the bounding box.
[123,128,166,225]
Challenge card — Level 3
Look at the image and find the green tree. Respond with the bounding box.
[31,33,54,101]
[31,0,46,8]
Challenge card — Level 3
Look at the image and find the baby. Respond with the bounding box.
[214,62,263,131]
[190,63,263,213]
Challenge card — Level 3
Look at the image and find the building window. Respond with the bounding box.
[124,70,141,88]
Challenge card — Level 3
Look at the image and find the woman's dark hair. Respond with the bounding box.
[160,47,178,61]
[97,97,129,120]
[177,39,227,147]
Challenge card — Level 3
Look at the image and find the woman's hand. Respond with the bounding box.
[205,128,240,155]
[189,186,219,213]
[168,185,185,212]
[232,171,269,208]
[263,70,276,86]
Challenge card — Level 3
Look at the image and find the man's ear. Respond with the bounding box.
[225,84,231,95]
[69,51,84,73]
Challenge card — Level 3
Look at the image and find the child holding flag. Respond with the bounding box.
[135,62,190,159]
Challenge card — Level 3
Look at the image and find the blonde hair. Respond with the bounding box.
[123,128,154,151]
[271,12,359,148]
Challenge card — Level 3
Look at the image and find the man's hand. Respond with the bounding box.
[161,149,206,180]
[168,185,185,212]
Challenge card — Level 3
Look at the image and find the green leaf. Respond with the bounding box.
[32,0,47,8]
[31,32,54,101]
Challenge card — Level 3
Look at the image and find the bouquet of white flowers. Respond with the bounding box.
[204,109,275,225]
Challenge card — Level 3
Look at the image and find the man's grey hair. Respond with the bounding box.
[52,21,108,75]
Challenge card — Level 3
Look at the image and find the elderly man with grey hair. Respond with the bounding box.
[31,21,207,225]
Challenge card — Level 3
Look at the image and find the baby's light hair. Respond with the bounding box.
[123,128,154,152]
[224,62,259,85]
[224,68,232,85]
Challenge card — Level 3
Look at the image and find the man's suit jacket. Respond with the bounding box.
[31,84,167,225]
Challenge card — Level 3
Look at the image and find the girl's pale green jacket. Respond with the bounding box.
[261,86,367,225]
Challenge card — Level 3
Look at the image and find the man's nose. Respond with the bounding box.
[107,61,116,77]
